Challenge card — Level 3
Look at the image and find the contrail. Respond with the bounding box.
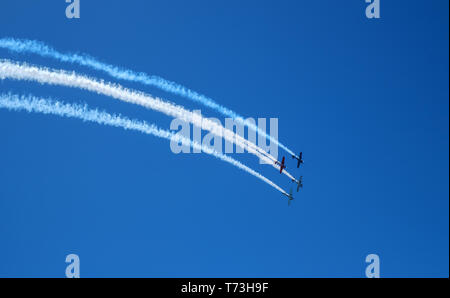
[0,59,297,181]
[0,38,296,157]
[0,93,289,196]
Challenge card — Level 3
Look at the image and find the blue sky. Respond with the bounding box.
[0,1,448,277]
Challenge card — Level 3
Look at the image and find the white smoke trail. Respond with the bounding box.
[0,93,289,196]
[0,59,296,181]
[0,38,296,157]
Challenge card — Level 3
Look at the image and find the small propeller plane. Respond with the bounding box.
[275,156,286,174]
[292,175,303,192]
[292,152,304,168]
[283,188,294,206]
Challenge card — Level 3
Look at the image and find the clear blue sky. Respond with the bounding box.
[0,1,448,277]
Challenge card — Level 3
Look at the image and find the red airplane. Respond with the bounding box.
[275,156,286,174]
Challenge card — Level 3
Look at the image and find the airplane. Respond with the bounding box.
[274,156,286,174]
[292,152,304,168]
[292,175,303,192]
[283,188,294,206]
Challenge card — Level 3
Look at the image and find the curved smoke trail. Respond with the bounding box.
[0,38,296,156]
[0,93,289,196]
[0,59,297,181]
